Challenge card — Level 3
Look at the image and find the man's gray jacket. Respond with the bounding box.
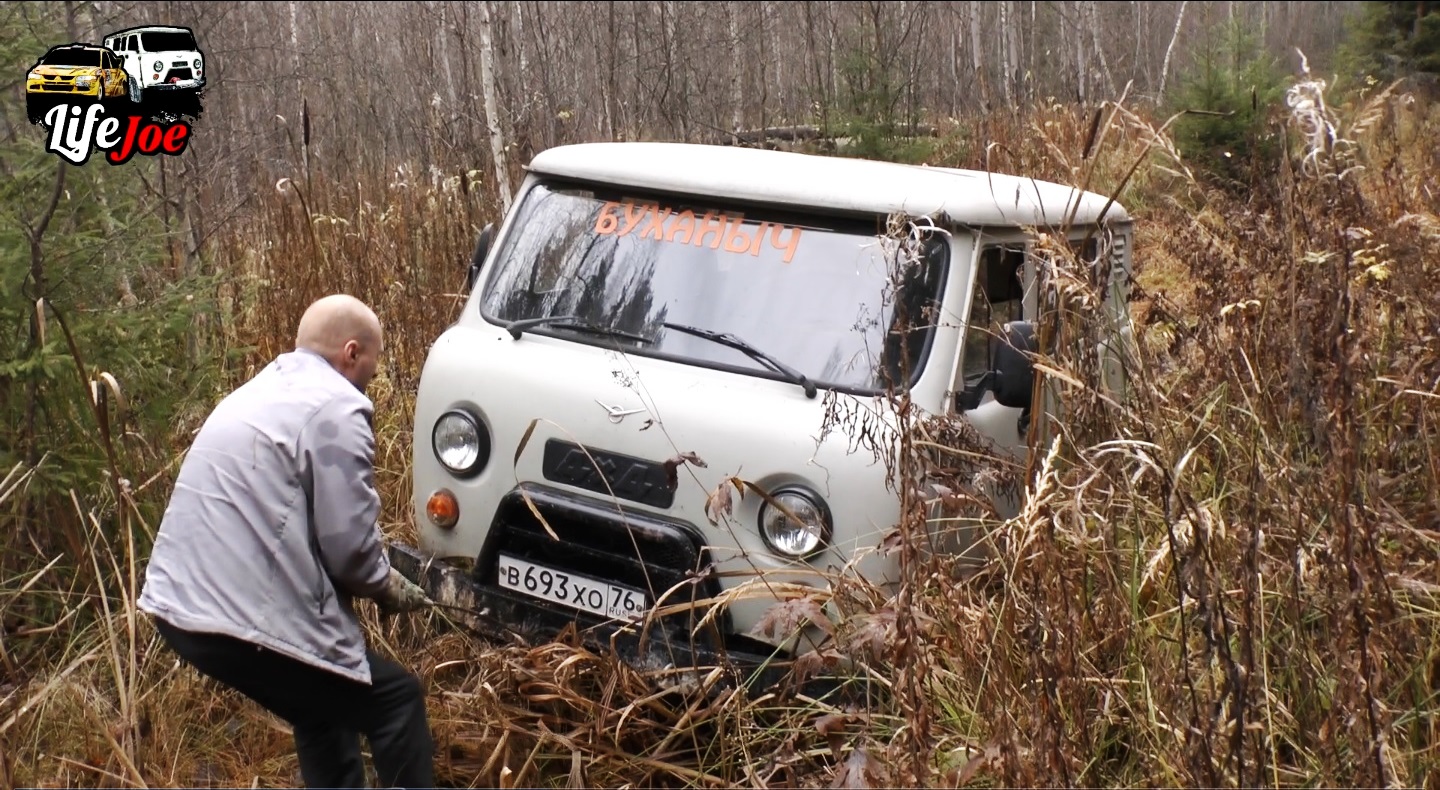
[138,348,393,684]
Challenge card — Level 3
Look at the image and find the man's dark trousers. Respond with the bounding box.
[154,617,434,788]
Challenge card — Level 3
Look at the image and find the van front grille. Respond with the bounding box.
[478,484,722,636]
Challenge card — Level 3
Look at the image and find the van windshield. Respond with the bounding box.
[141,31,197,51]
[478,181,950,394]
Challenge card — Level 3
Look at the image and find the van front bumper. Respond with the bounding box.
[148,78,204,91]
[384,536,802,693]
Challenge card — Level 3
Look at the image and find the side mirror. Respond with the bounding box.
[991,321,1036,409]
[466,222,495,292]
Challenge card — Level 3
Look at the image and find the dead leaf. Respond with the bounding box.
[663,451,708,490]
[794,647,842,685]
[815,712,852,760]
[842,608,896,662]
[518,487,559,541]
[704,477,737,524]
[704,485,731,524]
[832,747,882,790]
[513,418,539,465]
[948,743,1003,786]
[879,528,904,554]
[749,596,836,642]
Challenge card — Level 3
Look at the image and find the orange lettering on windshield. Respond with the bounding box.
[592,199,802,263]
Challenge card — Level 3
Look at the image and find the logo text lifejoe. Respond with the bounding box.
[44,103,190,166]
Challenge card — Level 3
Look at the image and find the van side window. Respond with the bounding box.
[962,244,1026,384]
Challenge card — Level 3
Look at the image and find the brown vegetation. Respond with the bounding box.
[5,1,1440,788]
[5,76,1439,787]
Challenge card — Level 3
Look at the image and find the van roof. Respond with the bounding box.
[526,141,1130,228]
[105,25,194,37]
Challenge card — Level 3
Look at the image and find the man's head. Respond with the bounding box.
[295,294,384,392]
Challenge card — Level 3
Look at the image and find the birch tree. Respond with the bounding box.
[1158,0,1190,103]
[477,0,511,211]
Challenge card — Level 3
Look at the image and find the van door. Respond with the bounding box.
[953,232,1112,466]
[954,240,1032,461]
[120,35,141,87]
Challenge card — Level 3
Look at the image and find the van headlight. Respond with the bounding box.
[432,409,490,477]
[759,488,830,558]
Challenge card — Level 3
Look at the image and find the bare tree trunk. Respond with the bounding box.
[288,1,301,75]
[804,1,827,128]
[1089,1,1118,98]
[766,1,783,122]
[826,0,838,108]
[970,0,988,109]
[286,1,310,184]
[627,2,643,139]
[1028,0,1037,104]
[1009,1,1022,105]
[1074,1,1087,104]
[512,0,529,81]
[477,0,512,212]
[662,0,687,139]
[604,1,618,139]
[1134,0,1148,91]
[1157,0,1188,104]
[437,3,458,118]
[531,1,559,149]
[729,1,744,135]
[950,27,959,116]
[999,1,1013,106]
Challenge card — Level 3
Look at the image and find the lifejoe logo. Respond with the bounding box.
[25,24,207,166]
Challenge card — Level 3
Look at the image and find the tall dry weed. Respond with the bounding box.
[880,73,1440,788]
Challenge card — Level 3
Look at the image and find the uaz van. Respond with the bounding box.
[102,25,205,100]
[388,141,1134,683]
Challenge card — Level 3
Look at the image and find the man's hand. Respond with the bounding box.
[375,567,432,614]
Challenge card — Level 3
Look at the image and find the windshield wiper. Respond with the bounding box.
[661,322,818,399]
[505,314,652,345]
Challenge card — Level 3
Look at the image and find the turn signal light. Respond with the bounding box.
[426,489,459,529]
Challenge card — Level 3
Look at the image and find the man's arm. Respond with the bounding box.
[303,396,392,599]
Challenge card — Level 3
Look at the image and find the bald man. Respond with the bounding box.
[138,294,435,788]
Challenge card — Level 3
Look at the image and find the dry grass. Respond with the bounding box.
[3,74,1439,789]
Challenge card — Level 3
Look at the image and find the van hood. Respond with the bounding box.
[411,317,911,598]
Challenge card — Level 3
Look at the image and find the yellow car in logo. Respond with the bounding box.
[26,43,137,123]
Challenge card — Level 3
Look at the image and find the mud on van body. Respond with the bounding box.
[387,141,1133,685]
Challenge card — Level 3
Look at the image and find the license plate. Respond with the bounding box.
[496,554,648,622]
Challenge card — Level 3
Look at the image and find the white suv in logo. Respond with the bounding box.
[101,25,205,100]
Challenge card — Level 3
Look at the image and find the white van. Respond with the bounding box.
[101,25,205,100]
[390,142,1133,681]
